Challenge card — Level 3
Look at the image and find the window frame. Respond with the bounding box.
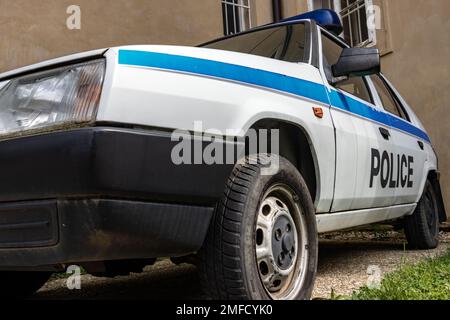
[308,0,376,47]
[221,0,253,36]
[370,73,411,122]
[200,20,314,65]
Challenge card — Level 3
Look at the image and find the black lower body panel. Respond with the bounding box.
[0,199,214,268]
[0,127,234,205]
[0,127,234,268]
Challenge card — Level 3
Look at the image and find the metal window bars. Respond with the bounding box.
[339,0,370,47]
[222,0,252,35]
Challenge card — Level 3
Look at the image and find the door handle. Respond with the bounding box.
[379,127,391,140]
[418,141,424,150]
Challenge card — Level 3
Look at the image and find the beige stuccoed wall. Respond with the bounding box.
[0,0,223,72]
[376,0,450,214]
[252,0,273,26]
[282,0,309,17]
[251,0,308,29]
[0,0,311,73]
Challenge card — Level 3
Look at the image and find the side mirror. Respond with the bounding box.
[332,48,380,78]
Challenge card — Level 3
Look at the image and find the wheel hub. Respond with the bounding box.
[272,215,296,270]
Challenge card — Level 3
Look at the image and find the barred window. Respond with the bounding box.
[308,0,376,47]
[340,0,371,47]
[222,0,252,35]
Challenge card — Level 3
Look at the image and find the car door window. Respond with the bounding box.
[321,33,342,66]
[321,33,372,103]
[334,77,372,103]
[370,74,409,121]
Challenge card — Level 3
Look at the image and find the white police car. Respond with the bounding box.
[0,9,446,300]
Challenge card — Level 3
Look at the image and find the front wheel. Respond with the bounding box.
[199,155,318,300]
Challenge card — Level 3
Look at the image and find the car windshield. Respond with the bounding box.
[201,23,309,64]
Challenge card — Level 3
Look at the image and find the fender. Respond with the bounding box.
[429,171,448,223]
[246,117,323,210]
[415,154,446,222]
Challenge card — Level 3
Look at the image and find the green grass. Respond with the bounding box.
[351,250,450,300]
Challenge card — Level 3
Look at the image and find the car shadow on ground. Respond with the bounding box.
[35,262,204,300]
[33,239,424,300]
[317,240,406,268]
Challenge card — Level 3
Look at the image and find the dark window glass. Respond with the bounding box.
[370,75,408,120]
[227,3,237,34]
[321,33,343,67]
[342,16,351,45]
[335,77,372,102]
[222,0,251,35]
[340,0,370,46]
[203,23,308,63]
[359,6,369,41]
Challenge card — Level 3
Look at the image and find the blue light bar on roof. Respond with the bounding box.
[280,9,343,35]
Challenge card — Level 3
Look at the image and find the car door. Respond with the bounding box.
[319,30,397,212]
[369,74,427,205]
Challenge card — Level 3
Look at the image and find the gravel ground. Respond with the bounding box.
[34,230,450,300]
[313,231,450,298]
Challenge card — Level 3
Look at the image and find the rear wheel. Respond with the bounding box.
[404,181,440,249]
[0,272,51,299]
[199,155,318,300]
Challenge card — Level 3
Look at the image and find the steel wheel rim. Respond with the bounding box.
[255,184,309,300]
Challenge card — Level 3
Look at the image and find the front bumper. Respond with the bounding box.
[0,199,214,268]
[0,127,234,268]
[0,127,233,204]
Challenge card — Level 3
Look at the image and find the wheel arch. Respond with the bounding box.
[248,118,320,204]
[427,170,447,223]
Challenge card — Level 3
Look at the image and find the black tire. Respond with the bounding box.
[0,272,51,299]
[199,155,318,300]
[404,181,440,250]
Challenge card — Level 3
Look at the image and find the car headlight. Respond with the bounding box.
[0,59,105,137]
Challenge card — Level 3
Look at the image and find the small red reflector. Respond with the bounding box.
[313,107,324,118]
